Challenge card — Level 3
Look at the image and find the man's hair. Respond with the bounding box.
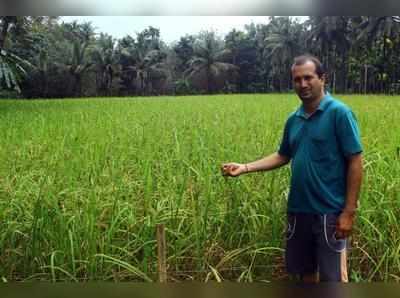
[292,54,325,79]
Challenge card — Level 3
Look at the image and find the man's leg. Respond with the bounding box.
[317,214,348,282]
[285,213,318,282]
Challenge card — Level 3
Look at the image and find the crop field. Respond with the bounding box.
[0,94,399,282]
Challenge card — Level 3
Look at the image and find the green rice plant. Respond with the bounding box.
[0,94,399,281]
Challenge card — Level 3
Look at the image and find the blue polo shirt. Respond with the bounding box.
[278,94,362,214]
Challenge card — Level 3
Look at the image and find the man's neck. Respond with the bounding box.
[303,93,325,115]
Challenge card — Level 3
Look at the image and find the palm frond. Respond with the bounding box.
[0,48,33,92]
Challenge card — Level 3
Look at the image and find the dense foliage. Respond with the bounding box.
[1,16,400,98]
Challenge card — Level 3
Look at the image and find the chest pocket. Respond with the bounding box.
[309,136,331,162]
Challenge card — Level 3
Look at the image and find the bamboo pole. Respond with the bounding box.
[156,224,167,282]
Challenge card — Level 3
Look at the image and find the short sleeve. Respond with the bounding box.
[278,119,292,158]
[336,109,363,157]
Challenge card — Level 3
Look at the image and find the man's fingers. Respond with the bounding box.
[335,229,351,239]
[335,231,344,239]
[221,164,234,176]
[335,213,355,239]
[221,163,243,177]
[221,166,229,176]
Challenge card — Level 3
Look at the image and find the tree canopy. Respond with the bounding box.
[2,16,400,98]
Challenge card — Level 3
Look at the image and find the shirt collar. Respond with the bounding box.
[295,92,332,119]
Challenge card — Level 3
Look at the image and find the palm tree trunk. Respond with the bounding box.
[364,64,368,94]
[0,18,11,49]
[206,66,211,94]
[74,74,82,97]
[382,34,387,93]
[40,71,48,98]
[332,49,337,93]
[342,50,348,93]
[95,72,100,96]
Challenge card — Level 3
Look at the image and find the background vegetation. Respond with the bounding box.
[2,16,400,98]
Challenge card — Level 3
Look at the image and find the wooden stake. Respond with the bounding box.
[156,224,167,282]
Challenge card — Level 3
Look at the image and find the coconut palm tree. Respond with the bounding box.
[264,17,305,91]
[117,27,170,96]
[225,28,259,92]
[91,33,117,95]
[173,35,195,74]
[355,16,400,92]
[62,40,93,96]
[184,31,238,93]
[130,49,169,95]
[307,16,352,92]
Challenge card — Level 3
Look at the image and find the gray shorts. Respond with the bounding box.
[285,212,348,282]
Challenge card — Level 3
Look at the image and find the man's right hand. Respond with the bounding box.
[221,163,247,177]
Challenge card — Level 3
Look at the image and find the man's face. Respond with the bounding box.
[292,61,325,103]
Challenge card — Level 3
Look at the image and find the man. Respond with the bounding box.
[221,55,363,283]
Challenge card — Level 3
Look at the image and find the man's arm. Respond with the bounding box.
[336,153,363,239]
[222,152,290,177]
[246,152,290,172]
